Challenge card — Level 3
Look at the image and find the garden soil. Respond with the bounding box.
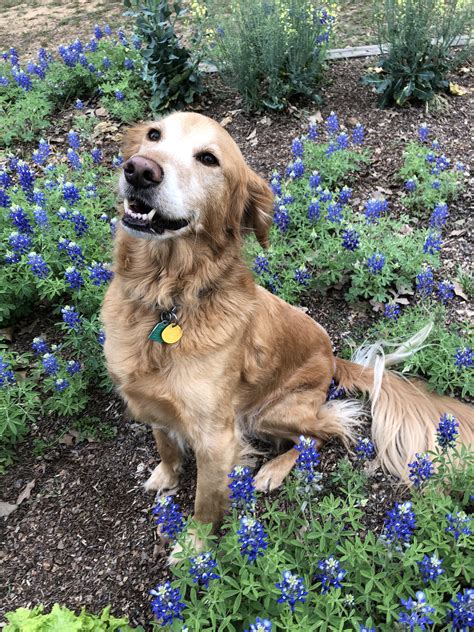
[1,53,473,629]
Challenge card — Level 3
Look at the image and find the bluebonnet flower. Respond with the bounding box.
[91,148,102,164]
[0,170,12,188]
[307,199,320,222]
[432,179,441,190]
[286,158,305,179]
[98,330,106,346]
[103,23,112,35]
[0,76,9,86]
[383,501,416,546]
[253,254,270,274]
[455,161,466,172]
[94,24,103,39]
[112,154,123,168]
[8,46,19,65]
[274,205,290,232]
[117,29,128,46]
[66,360,81,375]
[63,182,81,205]
[33,190,46,206]
[32,337,49,355]
[342,228,360,251]
[115,90,125,101]
[408,453,434,488]
[398,591,435,631]
[61,305,81,330]
[430,203,449,228]
[365,198,388,224]
[291,137,304,158]
[9,206,32,233]
[416,268,434,298]
[339,186,352,204]
[9,232,31,254]
[88,37,98,52]
[16,161,35,196]
[189,551,219,588]
[269,171,281,196]
[54,378,69,392]
[88,262,113,286]
[336,132,349,150]
[327,379,345,400]
[307,172,321,191]
[149,582,185,626]
[27,63,45,79]
[425,151,436,164]
[5,251,20,264]
[367,253,385,274]
[437,280,454,304]
[318,188,332,202]
[276,571,308,612]
[405,179,417,192]
[68,131,80,150]
[325,141,337,157]
[295,435,320,484]
[237,516,268,562]
[69,210,88,236]
[65,266,84,290]
[67,148,82,170]
[307,123,318,141]
[423,232,442,254]
[314,556,347,593]
[228,466,255,513]
[124,57,134,70]
[0,357,15,387]
[244,618,272,632]
[13,70,32,91]
[417,554,444,584]
[8,155,19,171]
[152,495,185,541]
[57,206,73,222]
[355,437,375,460]
[447,589,474,631]
[42,353,59,376]
[360,627,375,632]
[445,511,472,541]
[384,302,401,320]
[0,189,10,207]
[435,154,450,172]
[454,347,472,371]
[74,99,84,109]
[33,207,49,227]
[326,111,339,135]
[27,252,49,278]
[327,202,343,223]
[436,413,459,449]
[102,56,111,70]
[431,139,440,150]
[294,267,311,286]
[352,123,365,145]
[32,139,51,165]
[418,123,429,142]
[110,217,119,236]
[132,34,142,49]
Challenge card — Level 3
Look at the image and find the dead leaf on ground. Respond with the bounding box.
[449,83,468,96]
[16,479,36,506]
[309,110,323,124]
[453,281,468,301]
[95,107,108,117]
[246,128,257,141]
[219,115,233,128]
[0,501,17,517]
[0,327,14,341]
[395,297,410,305]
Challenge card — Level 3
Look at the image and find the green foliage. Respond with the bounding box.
[363,303,474,397]
[0,33,146,147]
[73,415,118,441]
[4,603,142,632]
[205,0,336,110]
[398,141,464,212]
[165,448,473,630]
[124,0,203,112]
[363,0,473,107]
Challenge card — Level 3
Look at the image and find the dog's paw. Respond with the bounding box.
[167,529,205,566]
[254,456,295,492]
[144,463,180,493]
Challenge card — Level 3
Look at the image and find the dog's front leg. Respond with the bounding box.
[144,426,184,493]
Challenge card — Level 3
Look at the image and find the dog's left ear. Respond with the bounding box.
[241,168,274,248]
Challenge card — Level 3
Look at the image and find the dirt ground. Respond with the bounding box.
[0,4,473,629]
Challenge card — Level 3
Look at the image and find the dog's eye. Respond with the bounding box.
[196,152,219,167]
[148,129,161,142]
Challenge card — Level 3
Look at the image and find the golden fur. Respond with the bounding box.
[101,112,474,531]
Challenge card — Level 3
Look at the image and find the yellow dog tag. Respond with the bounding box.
[161,323,183,344]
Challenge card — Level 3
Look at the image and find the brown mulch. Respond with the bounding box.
[1,58,473,628]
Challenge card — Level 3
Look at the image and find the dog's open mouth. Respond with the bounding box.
[122,199,190,235]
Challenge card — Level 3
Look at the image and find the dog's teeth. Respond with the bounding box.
[147,209,157,220]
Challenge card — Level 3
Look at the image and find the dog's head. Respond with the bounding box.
[119,112,274,248]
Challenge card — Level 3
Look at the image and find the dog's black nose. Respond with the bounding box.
[123,156,163,188]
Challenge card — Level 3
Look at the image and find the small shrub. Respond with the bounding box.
[205,0,336,110]
[363,0,473,107]
[124,0,203,112]
[4,604,142,631]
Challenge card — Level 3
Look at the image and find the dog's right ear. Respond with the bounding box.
[122,124,148,161]
[241,168,274,248]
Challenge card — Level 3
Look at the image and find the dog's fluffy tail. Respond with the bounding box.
[335,326,474,480]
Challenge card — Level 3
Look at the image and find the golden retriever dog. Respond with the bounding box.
[101,112,473,533]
